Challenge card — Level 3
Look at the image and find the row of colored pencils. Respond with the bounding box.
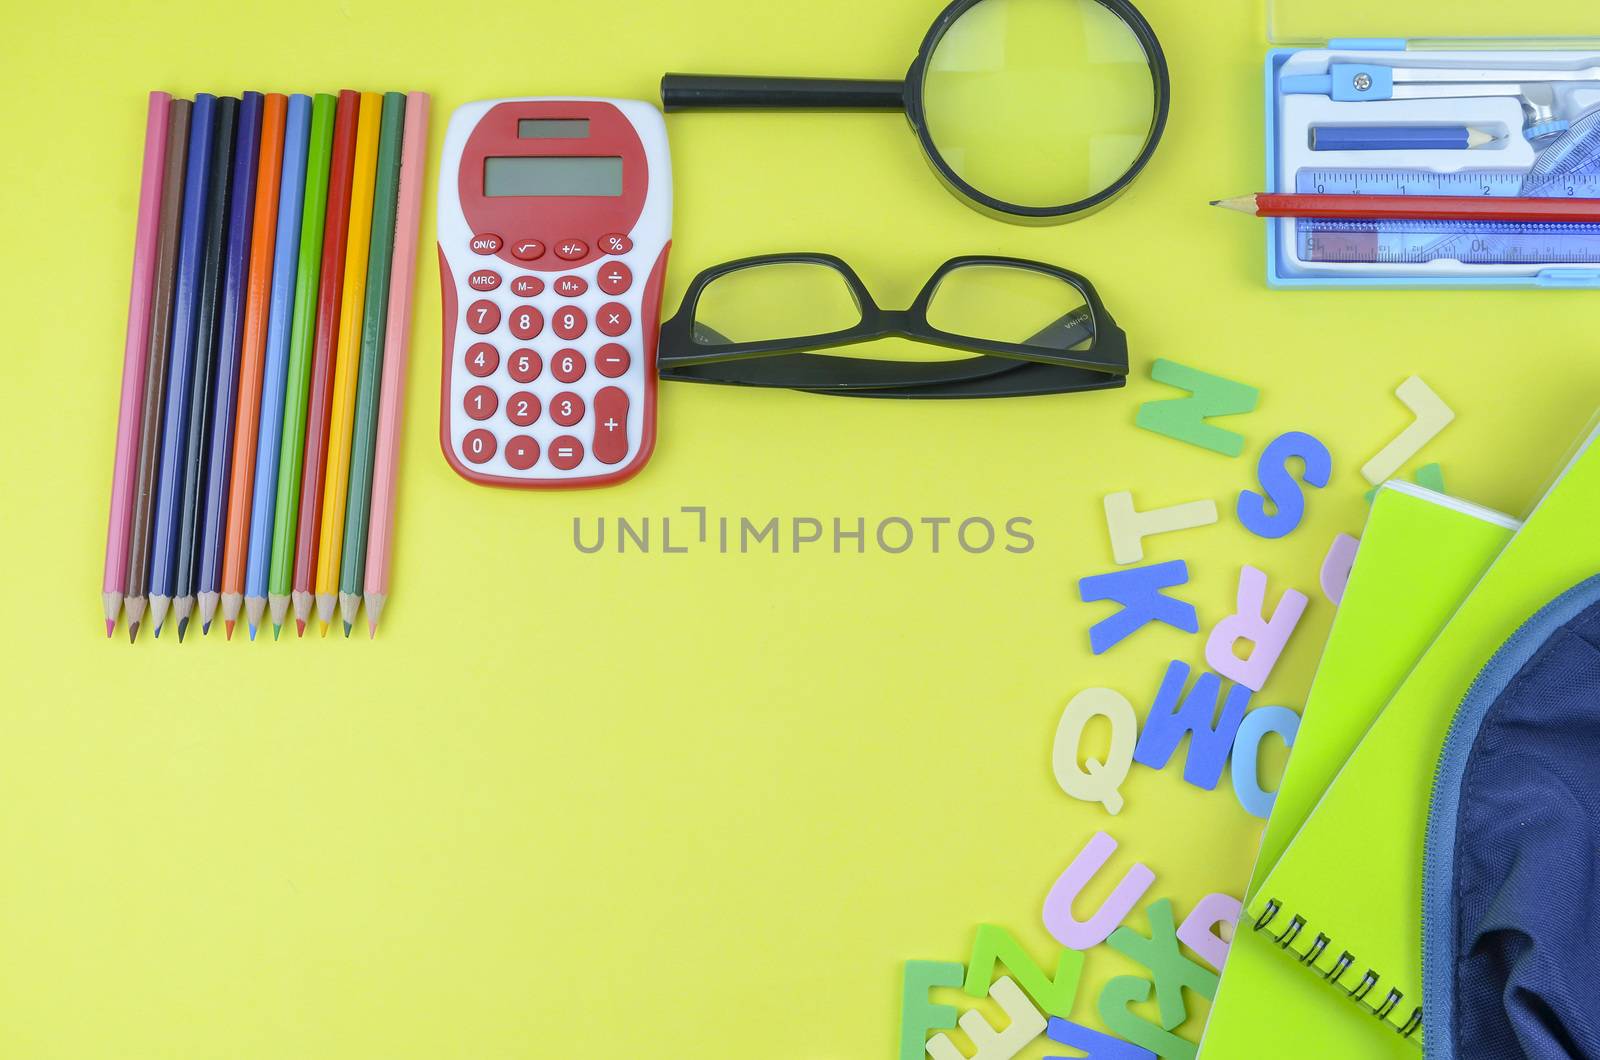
[101,89,429,642]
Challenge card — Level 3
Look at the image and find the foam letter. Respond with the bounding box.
[1104,492,1219,565]
[1176,894,1242,972]
[1236,431,1332,540]
[1098,977,1198,1060]
[1362,376,1455,485]
[1132,661,1251,791]
[965,925,1084,1018]
[926,976,1046,1060]
[1052,688,1138,815]
[1079,561,1199,655]
[900,960,965,1060]
[1045,1018,1157,1059]
[1135,359,1260,458]
[1043,831,1156,950]
[1230,705,1301,819]
[1107,899,1219,1029]
[1319,533,1360,605]
[1205,566,1309,692]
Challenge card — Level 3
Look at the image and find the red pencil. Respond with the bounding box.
[290,89,360,636]
[1212,192,1600,225]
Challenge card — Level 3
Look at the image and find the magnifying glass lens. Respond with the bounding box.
[921,0,1158,209]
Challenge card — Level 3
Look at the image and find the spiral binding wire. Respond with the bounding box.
[1252,899,1424,1040]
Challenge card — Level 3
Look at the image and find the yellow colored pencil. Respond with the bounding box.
[313,92,382,632]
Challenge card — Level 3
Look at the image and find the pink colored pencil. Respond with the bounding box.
[102,91,173,636]
[362,92,429,637]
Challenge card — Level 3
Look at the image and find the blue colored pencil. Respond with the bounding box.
[245,94,312,640]
[147,93,218,638]
[172,96,238,642]
[197,92,263,636]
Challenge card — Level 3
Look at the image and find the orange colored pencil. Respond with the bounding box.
[219,94,287,639]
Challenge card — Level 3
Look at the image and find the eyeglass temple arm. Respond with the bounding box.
[661,74,908,111]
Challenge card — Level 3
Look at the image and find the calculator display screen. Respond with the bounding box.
[484,156,623,197]
[518,119,589,138]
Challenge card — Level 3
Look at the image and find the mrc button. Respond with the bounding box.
[467,269,501,291]
[470,233,502,255]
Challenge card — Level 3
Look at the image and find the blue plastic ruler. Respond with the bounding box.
[1294,167,1600,264]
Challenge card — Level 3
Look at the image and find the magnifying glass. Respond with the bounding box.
[661,0,1170,224]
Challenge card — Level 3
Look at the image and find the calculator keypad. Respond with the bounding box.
[447,252,651,482]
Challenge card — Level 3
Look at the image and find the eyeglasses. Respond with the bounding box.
[656,254,1128,399]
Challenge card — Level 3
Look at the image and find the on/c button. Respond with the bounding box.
[592,387,630,465]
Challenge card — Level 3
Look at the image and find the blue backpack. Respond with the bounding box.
[1424,577,1600,1059]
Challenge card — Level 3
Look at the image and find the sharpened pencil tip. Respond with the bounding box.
[128,622,140,643]
[202,620,211,636]
[344,621,353,638]
[368,619,377,639]
[154,622,163,639]
[225,619,235,640]
[272,624,282,641]
[1209,199,1221,206]
[106,618,116,638]
[177,619,188,643]
[295,618,305,638]
[248,624,258,641]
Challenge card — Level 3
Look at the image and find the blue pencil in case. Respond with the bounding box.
[1310,125,1499,152]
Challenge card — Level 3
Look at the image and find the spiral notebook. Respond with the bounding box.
[1198,482,1517,1059]
[1240,419,1600,1049]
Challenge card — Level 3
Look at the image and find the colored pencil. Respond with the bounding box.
[125,98,189,642]
[172,95,238,642]
[290,90,360,637]
[364,92,430,637]
[196,92,263,636]
[316,92,384,633]
[338,92,406,636]
[268,93,337,639]
[221,94,287,639]
[148,94,218,638]
[103,91,171,637]
[246,94,313,640]
[1213,191,1600,224]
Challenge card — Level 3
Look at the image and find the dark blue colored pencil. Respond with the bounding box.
[197,92,263,635]
[147,93,217,637]
[173,96,238,641]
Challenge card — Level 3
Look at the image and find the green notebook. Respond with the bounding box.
[1241,420,1600,1049]
[1199,483,1518,1059]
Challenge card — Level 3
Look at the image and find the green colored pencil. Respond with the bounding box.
[337,93,407,636]
[268,93,337,637]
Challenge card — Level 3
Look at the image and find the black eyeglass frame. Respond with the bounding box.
[657,253,1129,382]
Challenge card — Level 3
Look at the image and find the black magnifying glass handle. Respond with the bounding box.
[661,74,908,111]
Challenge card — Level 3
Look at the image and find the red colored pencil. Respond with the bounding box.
[1213,192,1600,224]
[289,89,359,636]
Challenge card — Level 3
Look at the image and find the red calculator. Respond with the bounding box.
[437,97,671,487]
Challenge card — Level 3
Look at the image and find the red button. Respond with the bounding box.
[551,348,586,384]
[465,342,499,378]
[599,233,632,255]
[554,275,588,297]
[506,391,541,427]
[555,239,588,261]
[470,233,502,255]
[505,436,539,471]
[595,343,631,378]
[552,306,587,340]
[548,435,584,471]
[597,261,632,295]
[508,348,542,384]
[463,429,496,464]
[467,300,500,334]
[550,391,585,427]
[592,387,630,465]
[510,239,545,261]
[468,269,501,292]
[596,302,631,337]
[509,305,544,341]
[511,275,544,298]
[464,385,498,421]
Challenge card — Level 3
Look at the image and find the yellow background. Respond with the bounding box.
[4,1,1600,1057]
